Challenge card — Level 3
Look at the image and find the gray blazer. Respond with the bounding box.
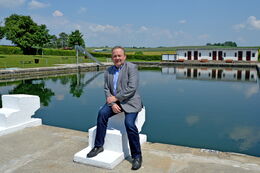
[104,61,142,113]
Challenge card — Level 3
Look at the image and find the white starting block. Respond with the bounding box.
[0,94,42,136]
[73,107,147,169]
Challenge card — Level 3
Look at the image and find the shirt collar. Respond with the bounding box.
[113,63,125,70]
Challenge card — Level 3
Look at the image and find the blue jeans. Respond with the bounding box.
[94,104,141,159]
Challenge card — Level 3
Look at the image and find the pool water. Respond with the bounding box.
[0,66,259,157]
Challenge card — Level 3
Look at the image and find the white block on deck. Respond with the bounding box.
[74,107,147,169]
[0,94,41,136]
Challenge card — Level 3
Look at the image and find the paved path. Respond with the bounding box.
[0,125,259,173]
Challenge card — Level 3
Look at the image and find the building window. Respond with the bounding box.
[252,53,255,57]
[235,52,237,57]
[199,52,201,57]
[209,52,211,57]
[184,53,187,57]
[224,52,226,57]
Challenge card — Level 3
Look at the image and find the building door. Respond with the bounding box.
[213,51,217,60]
[245,70,250,80]
[237,70,242,80]
[188,51,192,60]
[238,51,243,61]
[212,69,216,78]
[194,51,198,60]
[218,51,223,60]
[217,69,223,79]
[193,69,197,78]
[187,68,191,77]
[246,51,251,61]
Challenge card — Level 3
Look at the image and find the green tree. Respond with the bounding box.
[58,32,69,48]
[0,26,4,40]
[68,30,85,48]
[4,14,51,54]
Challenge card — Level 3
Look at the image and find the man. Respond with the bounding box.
[87,46,143,170]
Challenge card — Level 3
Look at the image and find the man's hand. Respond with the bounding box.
[107,96,118,104]
[112,104,122,113]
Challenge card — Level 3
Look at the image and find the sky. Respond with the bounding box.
[0,0,260,47]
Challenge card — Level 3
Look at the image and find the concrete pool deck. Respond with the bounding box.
[0,125,259,173]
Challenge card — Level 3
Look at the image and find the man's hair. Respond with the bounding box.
[111,46,125,55]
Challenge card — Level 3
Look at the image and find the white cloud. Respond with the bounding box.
[233,23,245,31]
[185,115,200,126]
[28,0,49,9]
[179,20,187,24]
[31,14,199,47]
[198,34,209,40]
[78,7,87,14]
[245,85,259,98]
[229,126,260,151]
[88,24,119,33]
[247,16,260,30]
[233,16,260,31]
[0,0,25,8]
[52,10,64,17]
[139,26,148,32]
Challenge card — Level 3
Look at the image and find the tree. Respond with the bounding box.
[4,14,51,54]
[68,30,85,48]
[0,26,4,40]
[58,32,69,48]
[206,41,237,47]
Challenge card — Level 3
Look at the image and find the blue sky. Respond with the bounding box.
[0,0,260,47]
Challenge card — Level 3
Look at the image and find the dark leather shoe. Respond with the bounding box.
[131,157,142,170]
[87,146,104,158]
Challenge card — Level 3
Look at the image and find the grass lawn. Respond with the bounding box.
[0,54,159,69]
[0,54,109,69]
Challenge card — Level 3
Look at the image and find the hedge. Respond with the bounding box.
[0,46,161,60]
[90,52,161,60]
[43,48,76,56]
[0,45,76,56]
[0,45,23,54]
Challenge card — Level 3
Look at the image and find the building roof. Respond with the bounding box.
[176,46,260,51]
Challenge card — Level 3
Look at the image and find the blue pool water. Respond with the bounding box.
[0,66,259,157]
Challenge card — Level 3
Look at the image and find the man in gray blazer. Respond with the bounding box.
[87,46,143,170]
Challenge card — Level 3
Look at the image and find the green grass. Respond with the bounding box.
[0,54,159,69]
[0,54,110,69]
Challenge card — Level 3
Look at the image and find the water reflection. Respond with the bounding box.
[185,115,200,126]
[229,126,260,151]
[0,71,103,106]
[162,66,258,82]
[9,80,55,106]
[0,67,259,157]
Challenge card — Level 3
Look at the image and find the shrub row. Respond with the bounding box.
[43,48,76,56]
[0,46,161,60]
[0,45,22,54]
[91,52,161,60]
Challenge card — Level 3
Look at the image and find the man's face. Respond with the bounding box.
[112,48,126,67]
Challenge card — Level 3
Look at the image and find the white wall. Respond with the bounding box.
[176,49,259,61]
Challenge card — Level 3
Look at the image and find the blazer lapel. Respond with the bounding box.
[116,63,125,94]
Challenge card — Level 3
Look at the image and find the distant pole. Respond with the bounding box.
[75,43,79,65]
[76,49,79,65]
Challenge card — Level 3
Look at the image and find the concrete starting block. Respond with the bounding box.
[74,107,147,169]
[0,94,42,136]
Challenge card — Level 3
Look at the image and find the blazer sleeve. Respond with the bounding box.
[115,64,138,102]
[104,70,112,98]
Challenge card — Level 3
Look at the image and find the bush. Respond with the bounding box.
[90,52,160,61]
[43,48,76,56]
[135,51,143,55]
[0,45,23,54]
